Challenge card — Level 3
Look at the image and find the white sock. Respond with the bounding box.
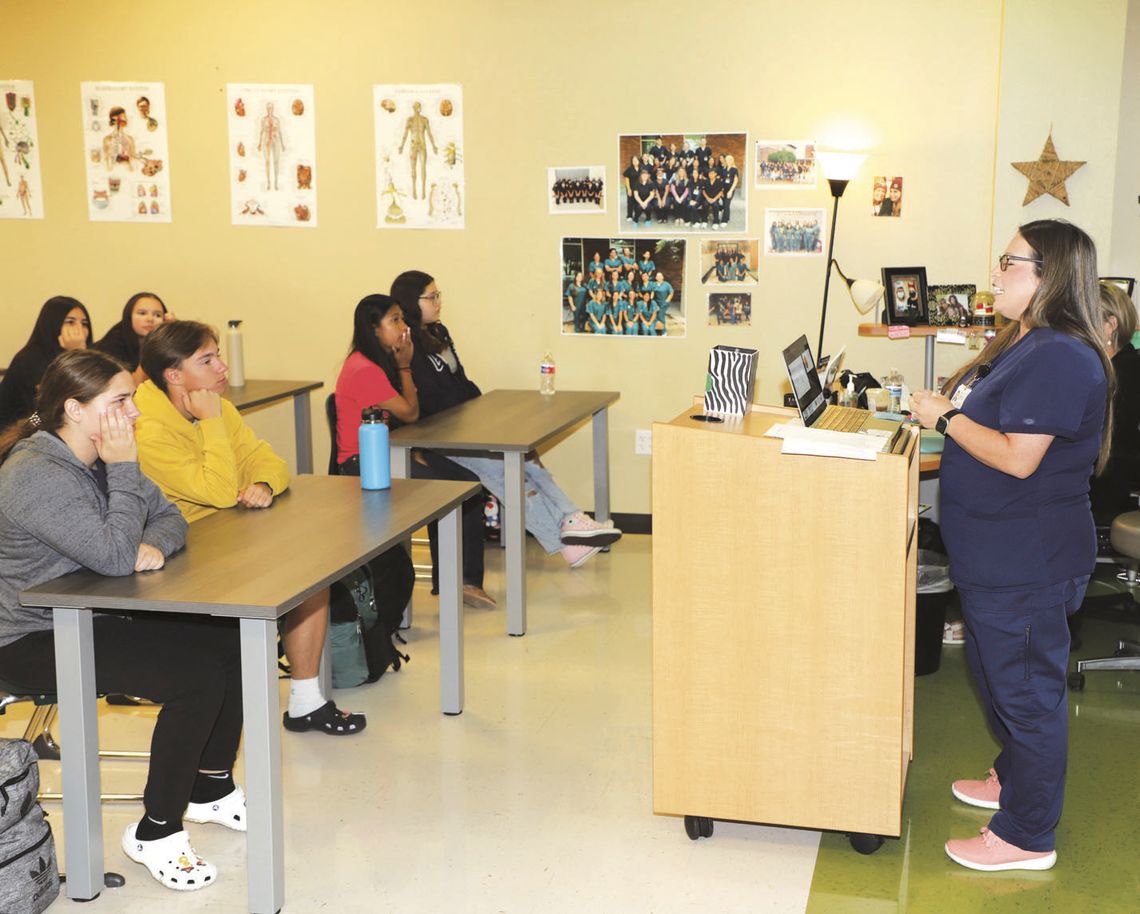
[287,677,326,719]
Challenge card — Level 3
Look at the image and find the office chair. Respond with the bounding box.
[1068,510,1140,690]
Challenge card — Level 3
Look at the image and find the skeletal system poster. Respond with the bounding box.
[0,80,43,219]
[227,84,317,227]
[373,84,464,230]
[80,81,172,222]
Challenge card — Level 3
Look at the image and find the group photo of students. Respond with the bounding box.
[0,280,624,895]
[560,237,686,337]
[548,171,604,210]
[617,133,746,234]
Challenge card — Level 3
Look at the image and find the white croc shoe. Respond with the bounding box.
[122,823,217,891]
[185,785,247,832]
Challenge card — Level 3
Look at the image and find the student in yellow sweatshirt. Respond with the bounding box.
[135,320,365,737]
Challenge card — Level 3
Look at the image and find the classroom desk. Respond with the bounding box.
[389,389,619,636]
[20,474,478,914]
[227,379,323,474]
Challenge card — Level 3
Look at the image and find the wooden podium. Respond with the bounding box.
[651,404,920,846]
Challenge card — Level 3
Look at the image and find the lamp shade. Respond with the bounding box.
[848,278,885,314]
[816,151,866,182]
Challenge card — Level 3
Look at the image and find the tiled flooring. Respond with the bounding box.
[4,537,1137,913]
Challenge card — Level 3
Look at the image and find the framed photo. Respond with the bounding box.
[548,165,605,214]
[927,284,975,327]
[707,292,752,326]
[763,208,824,256]
[882,266,929,325]
[754,139,816,189]
[1101,276,1136,297]
[699,238,759,285]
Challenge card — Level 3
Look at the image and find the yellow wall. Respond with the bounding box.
[0,0,1129,513]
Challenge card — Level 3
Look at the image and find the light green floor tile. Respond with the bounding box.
[805,589,1140,914]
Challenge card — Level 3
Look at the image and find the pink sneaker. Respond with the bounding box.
[945,826,1056,871]
[562,544,602,568]
[951,768,1001,809]
[560,512,622,547]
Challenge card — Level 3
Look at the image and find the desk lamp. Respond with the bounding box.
[815,151,880,361]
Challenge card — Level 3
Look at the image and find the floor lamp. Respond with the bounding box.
[815,152,866,362]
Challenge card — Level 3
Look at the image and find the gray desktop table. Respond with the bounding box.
[389,389,619,636]
[20,474,477,914]
[227,379,323,474]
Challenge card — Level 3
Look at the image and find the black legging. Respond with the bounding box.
[0,613,242,823]
[338,449,486,590]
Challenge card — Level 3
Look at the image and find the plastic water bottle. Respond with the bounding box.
[358,407,391,490]
[539,353,556,395]
[226,320,245,387]
[885,369,904,413]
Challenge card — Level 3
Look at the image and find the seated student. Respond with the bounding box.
[586,288,609,335]
[615,290,637,336]
[94,291,172,380]
[390,270,623,568]
[0,296,93,428]
[1089,281,1140,521]
[135,321,365,736]
[0,349,239,892]
[334,294,495,609]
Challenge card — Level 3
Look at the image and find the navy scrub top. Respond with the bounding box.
[939,327,1106,592]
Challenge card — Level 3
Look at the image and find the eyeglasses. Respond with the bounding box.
[419,291,442,302]
[998,254,1043,272]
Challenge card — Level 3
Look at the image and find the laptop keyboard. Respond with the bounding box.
[815,406,867,432]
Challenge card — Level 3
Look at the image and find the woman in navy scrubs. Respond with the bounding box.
[910,219,1112,873]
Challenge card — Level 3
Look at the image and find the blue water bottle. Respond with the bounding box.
[358,407,391,490]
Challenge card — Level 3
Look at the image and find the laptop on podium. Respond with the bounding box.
[782,335,901,434]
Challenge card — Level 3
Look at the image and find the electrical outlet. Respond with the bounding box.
[635,429,652,455]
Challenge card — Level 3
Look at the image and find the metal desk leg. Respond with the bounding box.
[318,607,332,698]
[438,504,465,714]
[504,451,527,636]
[592,408,611,523]
[53,608,103,901]
[292,392,314,475]
[389,445,414,629]
[924,336,935,391]
[240,618,285,914]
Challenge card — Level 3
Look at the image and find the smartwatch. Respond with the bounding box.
[936,408,961,437]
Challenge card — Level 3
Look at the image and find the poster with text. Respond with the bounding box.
[80,81,171,222]
[373,84,464,229]
[560,237,686,338]
[0,80,44,219]
[227,84,317,227]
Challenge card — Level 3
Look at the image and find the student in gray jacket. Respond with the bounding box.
[0,349,242,893]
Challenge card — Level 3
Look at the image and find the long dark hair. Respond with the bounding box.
[942,219,1113,473]
[350,294,402,389]
[390,270,448,355]
[22,296,93,354]
[96,292,167,367]
[0,350,127,463]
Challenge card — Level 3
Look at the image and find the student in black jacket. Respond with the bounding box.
[0,296,93,427]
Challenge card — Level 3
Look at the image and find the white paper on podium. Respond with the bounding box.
[765,423,887,461]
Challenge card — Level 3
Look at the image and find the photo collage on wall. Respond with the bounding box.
[80,81,172,223]
[227,84,317,227]
[373,83,464,230]
[0,80,43,219]
[560,237,686,338]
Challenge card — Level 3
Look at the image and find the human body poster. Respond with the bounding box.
[373,84,464,230]
[80,81,171,222]
[227,84,317,227]
[0,81,44,219]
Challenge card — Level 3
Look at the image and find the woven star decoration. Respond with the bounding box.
[1012,132,1085,206]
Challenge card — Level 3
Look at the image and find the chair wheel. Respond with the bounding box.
[684,815,713,840]
[1067,671,1085,691]
[848,833,885,855]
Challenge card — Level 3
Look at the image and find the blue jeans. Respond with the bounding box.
[448,457,578,554]
[958,574,1089,851]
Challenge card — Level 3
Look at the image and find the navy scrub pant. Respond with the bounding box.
[957,574,1088,852]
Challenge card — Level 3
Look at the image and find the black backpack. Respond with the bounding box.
[0,739,60,914]
[329,546,415,687]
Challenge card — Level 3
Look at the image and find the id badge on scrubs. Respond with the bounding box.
[950,384,972,409]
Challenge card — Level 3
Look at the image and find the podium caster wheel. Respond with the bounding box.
[684,816,714,840]
[1067,671,1085,691]
[848,833,885,855]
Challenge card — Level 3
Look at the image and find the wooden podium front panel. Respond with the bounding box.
[651,411,918,837]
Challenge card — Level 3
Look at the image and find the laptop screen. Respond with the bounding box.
[782,335,828,426]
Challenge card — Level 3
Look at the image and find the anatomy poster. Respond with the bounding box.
[227,84,317,227]
[0,81,43,219]
[80,81,171,223]
[373,84,464,230]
